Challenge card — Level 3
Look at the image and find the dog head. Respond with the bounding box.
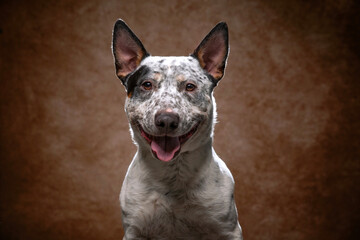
[112,19,229,162]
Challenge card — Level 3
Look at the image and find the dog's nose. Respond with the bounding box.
[155,111,180,131]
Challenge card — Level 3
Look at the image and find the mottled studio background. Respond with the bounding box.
[0,0,359,239]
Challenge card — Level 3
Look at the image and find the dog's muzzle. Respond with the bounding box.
[138,121,199,162]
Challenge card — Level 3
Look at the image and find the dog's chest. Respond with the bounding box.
[126,187,225,238]
[121,160,231,237]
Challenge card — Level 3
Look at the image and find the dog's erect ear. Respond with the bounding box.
[112,19,149,84]
[192,22,229,84]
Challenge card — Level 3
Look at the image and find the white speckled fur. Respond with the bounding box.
[121,57,242,240]
[113,21,243,240]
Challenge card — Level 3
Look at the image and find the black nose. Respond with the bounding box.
[155,111,180,131]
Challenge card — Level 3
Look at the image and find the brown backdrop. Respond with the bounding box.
[1,0,359,239]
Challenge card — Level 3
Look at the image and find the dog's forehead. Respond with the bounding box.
[140,56,205,79]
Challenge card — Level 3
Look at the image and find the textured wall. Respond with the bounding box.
[0,0,359,239]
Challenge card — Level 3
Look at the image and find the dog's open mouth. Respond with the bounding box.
[138,123,199,162]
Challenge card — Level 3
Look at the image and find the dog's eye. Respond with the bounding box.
[185,83,196,92]
[142,81,153,90]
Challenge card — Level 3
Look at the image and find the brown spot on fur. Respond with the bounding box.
[197,50,206,70]
[176,74,185,82]
[153,72,162,81]
[211,69,223,80]
[117,72,127,79]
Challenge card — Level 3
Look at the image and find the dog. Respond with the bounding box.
[112,19,243,240]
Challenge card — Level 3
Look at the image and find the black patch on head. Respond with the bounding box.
[124,65,150,95]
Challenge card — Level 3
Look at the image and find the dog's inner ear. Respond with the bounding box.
[112,20,149,83]
[192,22,229,83]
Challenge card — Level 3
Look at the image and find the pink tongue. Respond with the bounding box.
[151,136,180,162]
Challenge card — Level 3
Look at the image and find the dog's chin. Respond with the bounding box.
[137,123,200,162]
